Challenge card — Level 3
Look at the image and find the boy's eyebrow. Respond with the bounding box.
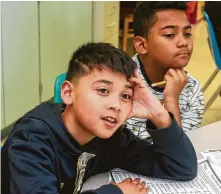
[125,84,133,90]
[184,25,192,29]
[93,79,133,90]
[160,25,176,30]
[93,79,112,85]
[160,25,192,30]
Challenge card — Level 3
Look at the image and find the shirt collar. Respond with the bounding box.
[137,55,164,93]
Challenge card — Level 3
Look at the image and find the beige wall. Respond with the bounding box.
[2,2,40,128]
[40,2,92,101]
[1,1,93,129]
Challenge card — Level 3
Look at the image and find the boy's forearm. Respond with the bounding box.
[120,113,197,181]
[147,114,197,180]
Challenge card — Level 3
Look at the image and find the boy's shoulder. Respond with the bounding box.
[179,73,203,110]
[132,54,139,67]
[8,102,63,144]
[185,72,202,91]
[9,116,52,145]
[132,54,145,81]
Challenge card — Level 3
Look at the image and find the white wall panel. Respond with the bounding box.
[1,2,40,126]
[39,2,92,101]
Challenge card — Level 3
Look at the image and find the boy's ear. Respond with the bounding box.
[61,81,75,105]
[133,36,148,54]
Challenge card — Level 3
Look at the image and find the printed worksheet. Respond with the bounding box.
[200,149,221,165]
[109,159,221,194]
[200,149,221,180]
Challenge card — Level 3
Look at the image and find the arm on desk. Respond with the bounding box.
[116,113,197,181]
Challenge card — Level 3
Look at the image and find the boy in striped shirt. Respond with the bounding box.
[126,2,204,139]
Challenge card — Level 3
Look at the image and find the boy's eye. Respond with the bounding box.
[97,88,109,95]
[164,34,175,38]
[185,32,192,37]
[121,94,132,100]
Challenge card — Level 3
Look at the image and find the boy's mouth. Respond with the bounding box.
[176,50,190,56]
[102,116,118,128]
[179,53,188,55]
[102,116,117,123]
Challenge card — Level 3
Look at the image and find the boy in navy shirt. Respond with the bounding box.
[2,42,197,194]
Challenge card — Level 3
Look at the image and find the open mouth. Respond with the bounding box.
[102,116,117,128]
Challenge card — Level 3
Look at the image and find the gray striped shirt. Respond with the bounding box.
[126,54,205,139]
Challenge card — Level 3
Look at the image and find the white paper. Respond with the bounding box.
[109,159,221,194]
[200,149,221,165]
[200,149,221,180]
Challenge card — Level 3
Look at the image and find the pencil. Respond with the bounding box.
[151,80,167,87]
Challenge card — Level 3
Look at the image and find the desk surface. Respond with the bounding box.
[82,121,221,191]
[187,120,221,158]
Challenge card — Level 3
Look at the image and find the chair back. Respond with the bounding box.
[204,11,221,70]
[54,73,66,103]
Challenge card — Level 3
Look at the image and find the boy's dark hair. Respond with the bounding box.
[66,42,136,81]
[133,1,188,37]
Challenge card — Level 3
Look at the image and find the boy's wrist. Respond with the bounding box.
[150,109,172,129]
[164,96,179,105]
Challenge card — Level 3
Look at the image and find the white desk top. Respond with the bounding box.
[82,121,221,191]
[187,120,221,158]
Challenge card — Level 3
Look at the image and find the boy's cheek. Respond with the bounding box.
[126,102,132,112]
[124,104,133,118]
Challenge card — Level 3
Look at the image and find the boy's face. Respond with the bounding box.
[65,68,133,140]
[137,9,193,69]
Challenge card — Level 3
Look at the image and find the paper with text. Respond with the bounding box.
[200,149,221,180]
[109,159,221,194]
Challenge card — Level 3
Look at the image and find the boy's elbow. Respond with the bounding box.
[181,159,198,181]
[188,163,198,180]
[183,138,198,180]
[189,172,197,180]
[185,167,197,181]
[173,150,198,181]
[189,150,198,179]
[173,165,197,182]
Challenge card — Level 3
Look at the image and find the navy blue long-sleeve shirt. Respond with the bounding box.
[1,102,197,194]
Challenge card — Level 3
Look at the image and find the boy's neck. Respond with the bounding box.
[139,54,167,84]
[62,107,95,146]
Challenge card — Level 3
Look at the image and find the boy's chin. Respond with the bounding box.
[173,61,189,69]
[174,57,190,67]
[97,133,114,139]
[96,128,119,139]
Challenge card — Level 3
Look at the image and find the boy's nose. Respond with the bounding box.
[177,35,188,48]
[106,99,121,112]
[107,104,121,112]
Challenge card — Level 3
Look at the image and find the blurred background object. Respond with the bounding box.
[203,11,221,112]
[186,1,198,25]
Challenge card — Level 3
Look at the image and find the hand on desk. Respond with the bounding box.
[112,178,149,194]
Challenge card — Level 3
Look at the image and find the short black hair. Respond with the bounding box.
[66,42,136,81]
[133,1,188,37]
